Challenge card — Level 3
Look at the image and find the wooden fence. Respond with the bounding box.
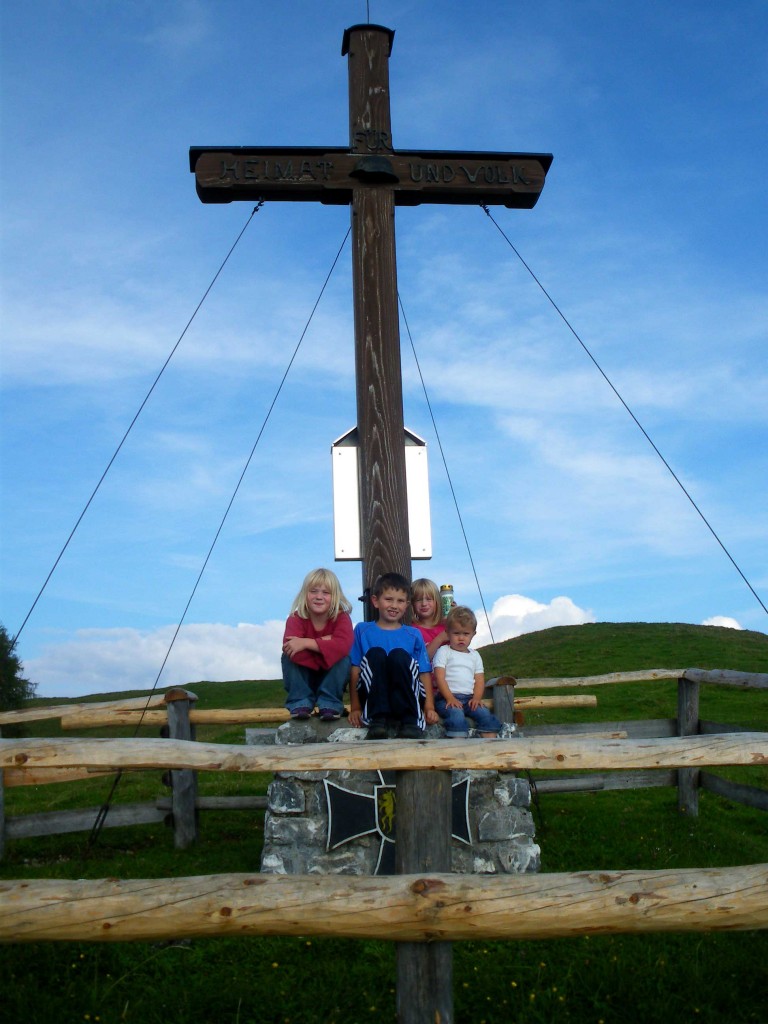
[1,668,766,852]
[1,673,767,1024]
[2,731,767,945]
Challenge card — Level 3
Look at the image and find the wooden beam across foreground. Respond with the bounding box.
[2,865,766,944]
[2,733,766,774]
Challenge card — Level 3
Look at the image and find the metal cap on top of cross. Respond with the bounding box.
[189,23,552,606]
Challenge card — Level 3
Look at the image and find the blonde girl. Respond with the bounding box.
[282,568,353,721]
[411,577,449,660]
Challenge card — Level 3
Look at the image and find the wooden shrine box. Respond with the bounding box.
[332,427,431,560]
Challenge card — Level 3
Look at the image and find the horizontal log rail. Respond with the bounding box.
[1,729,628,788]
[2,864,765,944]
[682,669,768,689]
[509,670,684,689]
[511,669,768,690]
[2,733,766,774]
[57,693,599,730]
[0,694,168,726]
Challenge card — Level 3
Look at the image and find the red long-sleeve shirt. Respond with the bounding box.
[282,612,353,672]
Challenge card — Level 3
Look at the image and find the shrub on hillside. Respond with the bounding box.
[0,624,36,736]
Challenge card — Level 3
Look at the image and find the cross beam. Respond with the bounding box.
[189,24,551,600]
[189,145,551,207]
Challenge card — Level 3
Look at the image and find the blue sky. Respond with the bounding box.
[1,0,766,698]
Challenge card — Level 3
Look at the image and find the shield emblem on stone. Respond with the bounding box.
[324,771,472,875]
[375,784,397,841]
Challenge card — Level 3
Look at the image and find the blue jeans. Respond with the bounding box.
[282,654,350,714]
[435,694,502,736]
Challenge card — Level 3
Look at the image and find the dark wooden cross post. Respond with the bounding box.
[189,23,550,601]
[345,27,410,595]
[190,23,550,1024]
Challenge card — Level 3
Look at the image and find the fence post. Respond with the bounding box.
[165,688,199,848]
[395,769,453,1024]
[491,677,517,727]
[677,675,700,816]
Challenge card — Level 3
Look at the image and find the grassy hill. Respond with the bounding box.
[2,621,767,1024]
[480,620,768,678]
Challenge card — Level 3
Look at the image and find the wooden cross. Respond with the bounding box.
[190,30,550,1021]
[189,23,551,602]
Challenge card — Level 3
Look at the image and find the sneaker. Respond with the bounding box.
[318,708,341,722]
[289,707,312,720]
[366,719,388,740]
[399,723,425,740]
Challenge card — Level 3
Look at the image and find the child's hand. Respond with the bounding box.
[425,708,440,725]
[348,709,364,728]
[468,697,482,711]
[282,636,306,658]
[446,696,462,710]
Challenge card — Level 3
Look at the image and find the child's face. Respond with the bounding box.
[413,591,436,622]
[372,586,409,625]
[307,585,332,619]
[447,625,474,652]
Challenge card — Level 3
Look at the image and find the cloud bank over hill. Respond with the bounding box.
[701,616,743,630]
[27,592,596,698]
[26,620,286,699]
[473,594,595,648]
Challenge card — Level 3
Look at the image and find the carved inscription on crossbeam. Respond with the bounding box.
[190,146,552,208]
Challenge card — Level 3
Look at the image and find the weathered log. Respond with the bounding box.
[486,694,597,710]
[2,733,765,775]
[156,796,268,811]
[62,694,599,730]
[60,707,291,729]
[534,769,677,793]
[700,771,768,812]
[7,795,269,840]
[0,693,168,726]
[515,670,684,690]
[524,719,678,739]
[700,720,758,735]
[5,802,168,840]
[2,865,766,943]
[682,669,768,690]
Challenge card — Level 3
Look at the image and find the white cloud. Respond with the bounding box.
[26,621,286,699]
[701,616,743,630]
[474,593,595,649]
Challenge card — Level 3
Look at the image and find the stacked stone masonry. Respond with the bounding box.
[252,719,540,877]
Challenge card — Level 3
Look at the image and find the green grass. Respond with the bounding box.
[2,623,767,1023]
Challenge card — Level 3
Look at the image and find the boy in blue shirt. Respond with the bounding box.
[348,572,439,740]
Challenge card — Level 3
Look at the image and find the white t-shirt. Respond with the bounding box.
[432,645,484,696]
